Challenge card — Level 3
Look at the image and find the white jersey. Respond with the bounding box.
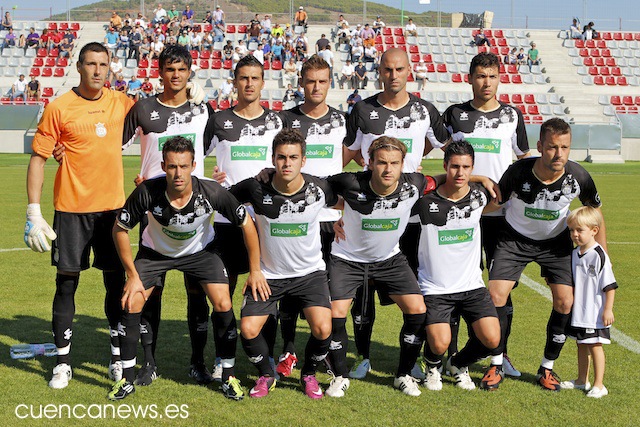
[328,172,435,263]
[413,183,490,295]
[123,97,213,179]
[571,243,617,329]
[207,107,284,223]
[231,174,337,279]
[280,105,346,222]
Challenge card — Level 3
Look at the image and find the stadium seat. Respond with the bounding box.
[395,36,406,45]
[36,48,47,58]
[602,49,612,57]
[612,66,622,76]
[384,36,394,45]
[597,40,607,49]
[48,22,57,31]
[601,32,612,40]
[33,57,44,67]
[149,69,159,78]
[511,94,523,104]
[613,32,623,41]
[150,59,159,68]
[593,75,604,85]
[138,58,149,68]
[271,100,283,111]
[272,60,282,70]
[574,40,585,48]
[611,96,622,105]
[219,99,230,110]
[622,95,634,106]
[594,57,605,67]
[383,28,392,36]
[617,76,629,86]
[238,25,247,33]
[223,60,232,69]
[527,105,539,115]
[524,94,536,104]
[259,100,269,109]
[498,94,510,103]
[199,60,209,69]
[605,76,616,85]
[200,50,210,59]
[426,63,435,73]
[512,75,523,84]
[579,48,589,57]
[585,40,595,49]
[70,22,80,31]
[211,59,222,69]
[500,74,510,84]
[436,64,447,73]
[583,57,594,66]
[59,22,69,31]
[57,57,68,67]
[600,67,610,76]
[54,68,64,77]
[628,106,638,113]
[191,50,199,59]
[410,54,420,63]
[41,67,52,77]
[514,104,526,114]
[49,48,59,57]
[532,115,543,123]
[29,68,40,77]
[409,45,419,54]
[507,64,518,74]
[208,99,218,110]
[42,87,54,97]
[226,25,236,33]
[451,73,462,83]
[136,69,147,78]
[423,54,432,63]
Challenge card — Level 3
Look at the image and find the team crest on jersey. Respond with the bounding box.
[152,206,163,216]
[194,196,207,217]
[587,265,597,277]
[369,110,379,120]
[409,103,424,121]
[522,182,531,192]
[357,192,367,202]
[192,105,203,116]
[224,120,233,129]
[264,112,280,130]
[119,209,130,223]
[561,175,577,195]
[150,110,160,121]
[95,122,107,137]
[460,111,469,121]
[291,119,301,129]
[263,194,273,205]
[429,202,439,213]
[304,183,321,205]
[331,112,343,128]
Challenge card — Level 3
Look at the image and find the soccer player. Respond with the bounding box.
[414,140,501,391]
[342,47,448,380]
[561,206,616,398]
[485,118,606,391]
[439,52,530,378]
[109,136,265,400]
[232,129,335,399]
[121,45,214,386]
[25,42,134,389]
[206,54,284,379]
[274,54,348,377]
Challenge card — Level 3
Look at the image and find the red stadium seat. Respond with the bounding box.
[70,22,80,31]
[151,59,159,68]
[407,72,414,82]
[57,57,68,67]
[219,99,230,110]
[612,67,622,76]
[494,30,504,38]
[33,58,44,67]
[588,66,599,75]
[610,96,622,105]
[29,68,40,77]
[498,38,507,47]
[523,115,531,124]
[411,92,421,98]
[410,54,420,63]
[238,25,247,34]
[271,100,283,111]
[191,50,199,59]
[397,45,406,51]
[507,64,518,74]
[500,47,510,56]
[211,59,222,69]
[605,57,616,67]
[259,100,270,109]
[582,57,593,66]
[199,60,210,69]
[627,106,638,113]
[423,54,432,63]
[605,76,616,85]
[625,33,633,41]
[511,74,523,84]
[499,64,506,74]
[394,27,403,36]
[601,32,612,40]
[409,45,419,54]
[211,50,221,59]
[395,36,406,45]
[194,25,202,33]
[593,75,604,85]
[426,63,435,72]
[574,40,585,48]
[613,32,623,40]
[616,106,626,113]
[49,48,59,57]
[617,76,628,86]
[498,94,510,103]
[208,99,218,110]
[42,87,54,97]
[579,48,589,57]
[623,96,634,106]
[451,73,462,83]
[200,50,210,59]
[500,74,510,84]
[601,49,611,57]
[515,104,526,114]
[634,96,640,105]
[384,36,394,45]
[596,40,607,49]
[532,115,543,124]
[41,67,53,77]
[138,58,149,68]
[223,59,232,69]
[590,49,601,57]
[477,46,487,53]
[524,94,536,104]
[271,60,282,70]
[136,68,147,78]
[383,28,392,36]
[54,68,65,77]
[527,105,539,115]
[594,57,605,67]
[48,22,57,31]
[263,60,270,70]
[149,69,159,78]
[37,48,47,57]
[226,25,236,33]
[511,94,523,104]
[464,74,469,83]
[489,47,499,55]
[436,64,447,73]
[600,67,610,76]
[375,35,383,45]
[585,40,595,48]
[59,23,69,31]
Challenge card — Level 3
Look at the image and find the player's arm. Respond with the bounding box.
[112,223,146,312]
[469,175,501,202]
[594,207,608,252]
[239,214,270,301]
[25,153,57,252]
[602,287,615,326]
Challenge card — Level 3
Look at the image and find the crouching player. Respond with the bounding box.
[414,141,501,391]
[109,136,265,400]
[231,129,336,399]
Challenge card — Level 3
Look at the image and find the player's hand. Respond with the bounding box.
[473,175,502,203]
[243,270,271,302]
[186,81,205,104]
[24,204,57,253]
[211,166,227,184]
[134,174,145,186]
[603,309,615,327]
[52,143,66,164]
[255,168,275,183]
[333,217,346,242]
[121,275,147,312]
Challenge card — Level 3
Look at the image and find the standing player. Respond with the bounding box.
[232,129,335,399]
[206,55,284,379]
[439,52,530,378]
[414,140,501,391]
[109,136,265,400]
[342,48,448,379]
[25,42,134,389]
[121,45,214,386]
[486,118,606,391]
[274,54,348,377]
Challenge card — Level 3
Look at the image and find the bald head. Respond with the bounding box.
[380,48,410,67]
[379,48,411,98]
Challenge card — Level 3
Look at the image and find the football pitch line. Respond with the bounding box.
[520,274,640,354]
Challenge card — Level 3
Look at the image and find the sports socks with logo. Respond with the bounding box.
[301,334,331,376]
[396,313,427,377]
[103,270,125,364]
[52,273,79,365]
[212,309,238,381]
[328,317,349,377]
[544,309,570,362]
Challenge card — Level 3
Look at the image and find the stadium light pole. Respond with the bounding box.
[401,0,404,27]
[67,0,70,21]
[363,0,367,26]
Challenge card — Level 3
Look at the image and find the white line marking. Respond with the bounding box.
[0,247,30,253]
[520,274,640,354]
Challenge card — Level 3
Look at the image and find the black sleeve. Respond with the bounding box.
[202,179,248,227]
[228,177,258,205]
[425,102,449,147]
[344,108,359,148]
[122,103,140,150]
[316,177,338,207]
[326,172,351,197]
[117,183,152,230]
[203,110,218,157]
[498,162,517,204]
[513,107,530,154]
[574,164,602,208]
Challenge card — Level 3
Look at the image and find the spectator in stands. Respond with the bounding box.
[223,40,234,61]
[582,22,598,40]
[346,88,361,113]
[190,30,202,52]
[39,29,51,49]
[180,15,192,31]
[183,5,194,26]
[237,39,248,56]
[1,28,16,53]
[203,11,213,26]
[231,47,242,70]
[27,75,41,101]
[527,42,541,69]
[248,22,262,43]
[110,11,123,31]
[250,14,261,28]
[10,74,27,103]
[353,24,363,39]
[261,15,272,36]
[282,23,293,39]
[165,28,176,46]
[339,59,357,89]
[473,27,491,46]
[253,43,265,64]
[104,27,119,54]
[213,5,225,26]
[337,23,351,46]
[126,75,142,100]
[283,83,296,103]
[17,34,26,49]
[295,6,308,30]
[354,61,368,89]
[295,40,306,61]
[177,30,190,50]
[59,38,74,58]
[272,39,285,62]
[1,11,12,31]
[129,27,142,62]
[117,29,130,58]
[294,84,304,102]
[363,31,375,49]
[114,73,127,92]
[281,41,292,61]
[122,19,133,35]
[218,76,236,103]
[315,34,330,53]
[135,12,147,28]
[351,40,364,63]
[272,23,285,39]
[318,44,334,88]
[49,30,63,52]
[505,47,517,64]
[336,15,349,33]
[213,23,225,42]
[139,77,154,98]
[405,18,418,37]
[167,4,180,23]
[570,18,582,39]
[153,3,168,24]
[150,35,165,59]
[372,16,385,35]
[415,59,428,90]
[363,44,378,64]
[25,28,40,51]
[109,56,122,83]
[360,23,375,41]
[139,36,152,59]
[155,77,164,93]
[261,38,272,61]
[283,57,299,88]
[202,31,214,51]
[516,47,526,65]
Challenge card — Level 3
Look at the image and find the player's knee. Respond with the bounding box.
[212,299,232,313]
[428,338,448,356]
[481,331,501,350]
[553,296,573,314]
[310,321,332,340]
[240,319,261,339]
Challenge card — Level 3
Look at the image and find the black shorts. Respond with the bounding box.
[51,210,123,272]
[241,270,331,317]
[134,245,229,290]
[480,215,506,270]
[488,225,573,286]
[567,326,611,345]
[320,221,335,269]
[424,287,498,326]
[213,222,249,276]
[329,253,420,303]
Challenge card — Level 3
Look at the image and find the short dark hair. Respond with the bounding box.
[272,128,306,155]
[162,136,195,162]
[234,54,264,79]
[78,42,109,64]
[444,140,475,164]
[368,136,407,162]
[469,52,501,76]
[159,44,192,70]
[540,117,571,143]
[301,54,330,80]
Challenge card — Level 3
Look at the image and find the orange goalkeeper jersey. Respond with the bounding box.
[32,88,134,213]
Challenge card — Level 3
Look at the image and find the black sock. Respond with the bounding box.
[279,309,298,355]
[328,317,349,377]
[352,282,376,359]
[544,310,570,361]
[185,276,209,366]
[504,293,514,354]
[448,312,460,356]
[103,271,125,364]
[52,273,79,365]
[120,311,142,383]
[452,333,492,368]
[241,334,273,377]
[140,317,155,367]
[396,313,427,377]
[263,314,278,359]
[495,305,510,356]
[141,287,162,364]
[301,335,331,376]
[423,343,444,368]
[212,309,237,380]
